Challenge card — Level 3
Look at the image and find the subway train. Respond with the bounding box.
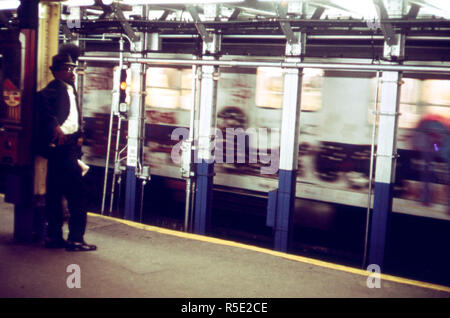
[80,53,449,227]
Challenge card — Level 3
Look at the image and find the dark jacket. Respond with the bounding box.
[34,79,83,158]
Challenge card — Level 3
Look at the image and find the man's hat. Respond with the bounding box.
[59,43,81,63]
[50,53,76,71]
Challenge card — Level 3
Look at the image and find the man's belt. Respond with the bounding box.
[49,131,82,148]
[63,131,82,145]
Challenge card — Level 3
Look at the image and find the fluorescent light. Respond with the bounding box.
[337,0,378,19]
[122,0,244,4]
[0,0,20,10]
[420,0,450,18]
[102,0,114,4]
[63,0,95,6]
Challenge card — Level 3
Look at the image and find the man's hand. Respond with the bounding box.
[52,125,65,146]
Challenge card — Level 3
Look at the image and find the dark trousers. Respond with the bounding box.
[45,143,87,242]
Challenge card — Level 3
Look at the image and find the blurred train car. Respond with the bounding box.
[80,54,450,226]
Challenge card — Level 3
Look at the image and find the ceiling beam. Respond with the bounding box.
[373,0,397,46]
[186,5,213,43]
[274,2,298,45]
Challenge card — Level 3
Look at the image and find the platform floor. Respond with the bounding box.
[0,198,449,298]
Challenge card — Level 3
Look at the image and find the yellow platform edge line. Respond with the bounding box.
[88,213,450,293]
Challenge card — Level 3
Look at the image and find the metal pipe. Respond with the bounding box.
[101,107,113,214]
[189,62,198,141]
[135,36,148,222]
[79,55,450,73]
[139,65,147,176]
[190,59,201,231]
[194,62,201,142]
[308,35,450,41]
[109,116,123,214]
[135,62,148,223]
[189,179,196,231]
[362,71,381,269]
[159,34,199,39]
[307,35,384,40]
[59,36,115,42]
[68,34,450,42]
[184,178,192,232]
[184,61,199,232]
[100,142,111,213]
[101,37,124,215]
[139,179,146,223]
[189,61,201,231]
[223,34,285,39]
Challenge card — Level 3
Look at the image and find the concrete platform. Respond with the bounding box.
[0,197,449,298]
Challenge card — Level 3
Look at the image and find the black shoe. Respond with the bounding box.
[66,240,97,252]
[45,238,69,249]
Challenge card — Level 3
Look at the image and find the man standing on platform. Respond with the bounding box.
[35,53,96,251]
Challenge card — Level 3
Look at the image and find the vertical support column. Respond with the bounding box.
[32,1,60,240]
[124,34,145,221]
[181,60,199,232]
[37,1,60,91]
[274,31,305,252]
[193,44,220,234]
[12,0,38,242]
[74,39,86,115]
[368,70,402,267]
[193,4,220,235]
[368,0,405,268]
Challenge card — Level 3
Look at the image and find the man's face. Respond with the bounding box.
[53,65,76,85]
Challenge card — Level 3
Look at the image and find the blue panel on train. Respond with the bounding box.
[266,189,278,228]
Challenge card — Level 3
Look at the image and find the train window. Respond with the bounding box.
[400,78,422,106]
[422,79,450,107]
[255,67,323,111]
[83,66,114,116]
[400,78,449,128]
[255,67,283,109]
[145,67,192,110]
[179,69,193,110]
[398,78,422,129]
[369,78,450,129]
[301,69,323,112]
